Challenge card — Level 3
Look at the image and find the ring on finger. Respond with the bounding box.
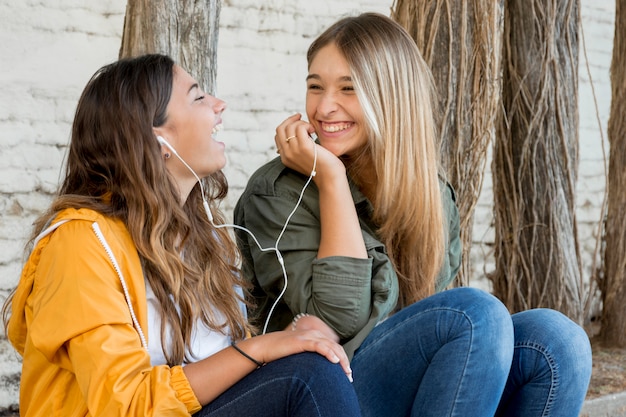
[286,135,296,143]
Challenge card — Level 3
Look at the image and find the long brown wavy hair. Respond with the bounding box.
[2,54,250,365]
[307,13,446,307]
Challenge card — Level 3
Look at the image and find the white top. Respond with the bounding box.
[145,279,245,366]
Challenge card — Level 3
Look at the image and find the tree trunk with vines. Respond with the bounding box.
[119,0,221,95]
[391,0,502,287]
[601,0,626,347]
[493,0,584,322]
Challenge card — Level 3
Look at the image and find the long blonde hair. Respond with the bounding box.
[307,13,445,306]
[2,54,250,365]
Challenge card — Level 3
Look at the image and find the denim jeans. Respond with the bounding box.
[351,287,592,417]
[194,352,361,417]
[495,308,592,416]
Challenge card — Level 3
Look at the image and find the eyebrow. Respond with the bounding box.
[188,83,199,94]
[306,74,352,82]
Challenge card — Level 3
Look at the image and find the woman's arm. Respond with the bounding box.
[235,162,399,352]
[183,328,352,405]
[32,219,200,415]
[276,113,367,260]
[35,217,352,413]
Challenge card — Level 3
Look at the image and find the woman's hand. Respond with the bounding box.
[275,113,367,260]
[289,314,340,343]
[275,113,346,184]
[242,328,353,382]
[183,324,352,406]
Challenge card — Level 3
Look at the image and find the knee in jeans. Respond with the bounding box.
[517,309,591,373]
[438,288,514,366]
[283,352,346,384]
[451,287,513,333]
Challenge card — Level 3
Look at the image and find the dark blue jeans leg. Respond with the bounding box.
[495,309,592,417]
[193,352,360,417]
[351,287,514,417]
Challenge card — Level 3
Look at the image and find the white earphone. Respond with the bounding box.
[157,134,318,333]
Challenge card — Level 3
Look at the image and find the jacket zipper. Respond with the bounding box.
[91,222,148,350]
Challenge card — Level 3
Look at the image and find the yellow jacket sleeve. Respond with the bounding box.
[9,209,202,416]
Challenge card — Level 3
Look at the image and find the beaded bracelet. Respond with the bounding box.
[231,341,264,369]
[291,313,310,331]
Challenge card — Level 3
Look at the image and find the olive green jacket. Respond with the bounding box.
[234,157,462,359]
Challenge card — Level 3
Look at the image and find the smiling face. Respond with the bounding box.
[306,43,368,158]
[156,66,227,192]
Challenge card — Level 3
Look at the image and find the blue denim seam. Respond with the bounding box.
[514,341,558,417]
[357,306,471,356]
[204,376,323,416]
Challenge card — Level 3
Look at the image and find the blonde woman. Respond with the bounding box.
[2,54,359,417]
[235,13,591,417]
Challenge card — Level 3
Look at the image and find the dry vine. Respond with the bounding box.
[493,0,584,321]
[391,0,502,286]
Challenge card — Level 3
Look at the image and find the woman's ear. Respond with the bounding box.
[153,128,164,143]
[153,130,173,159]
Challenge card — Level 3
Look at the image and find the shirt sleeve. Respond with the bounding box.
[30,219,201,416]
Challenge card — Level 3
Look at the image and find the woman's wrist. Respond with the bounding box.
[231,341,265,368]
[291,313,310,331]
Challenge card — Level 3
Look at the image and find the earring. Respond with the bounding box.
[164,152,171,159]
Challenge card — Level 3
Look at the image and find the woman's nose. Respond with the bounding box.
[214,98,227,113]
[316,92,338,116]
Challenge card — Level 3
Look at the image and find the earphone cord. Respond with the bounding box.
[175,138,318,335]
[259,142,317,334]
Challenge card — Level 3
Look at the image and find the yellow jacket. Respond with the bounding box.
[7,208,202,416]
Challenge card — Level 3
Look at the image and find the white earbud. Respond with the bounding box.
[157,135,177,155]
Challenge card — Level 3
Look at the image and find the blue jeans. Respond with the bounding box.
[351,287,592,417]
[194,352,361,416]
[495,308,592,416]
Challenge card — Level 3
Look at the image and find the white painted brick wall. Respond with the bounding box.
[0,0,613,409]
